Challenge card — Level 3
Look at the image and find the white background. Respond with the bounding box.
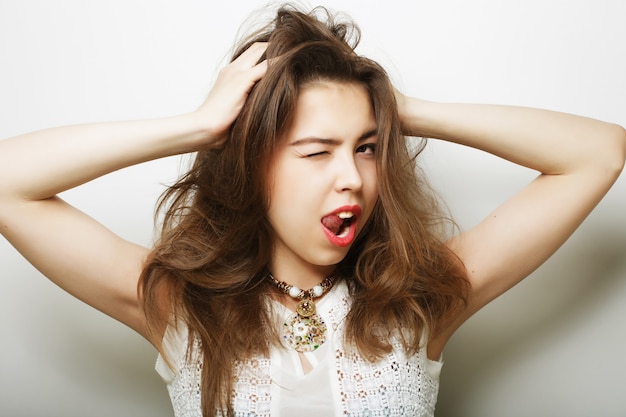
[1,1,625,416]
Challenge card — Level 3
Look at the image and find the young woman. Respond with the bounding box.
[0,4,624,417]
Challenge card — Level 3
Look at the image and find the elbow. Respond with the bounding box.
[618,124,626,161]
[612,123,626,175]
[597,123,626,182]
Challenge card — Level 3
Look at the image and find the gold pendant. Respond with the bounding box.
[296,298,316,317]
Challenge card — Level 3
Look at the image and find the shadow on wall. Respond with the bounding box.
[436,222,626,417]
[0,240,173,417]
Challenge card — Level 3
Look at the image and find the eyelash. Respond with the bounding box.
[357,143,377,155]
[303,143,377,158]
[305,151,329,158]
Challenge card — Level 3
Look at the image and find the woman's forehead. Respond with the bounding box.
[283,82,375,141]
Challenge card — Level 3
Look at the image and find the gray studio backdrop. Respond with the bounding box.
[1,1,625,416]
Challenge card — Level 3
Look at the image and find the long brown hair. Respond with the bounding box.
[140,4,469,416]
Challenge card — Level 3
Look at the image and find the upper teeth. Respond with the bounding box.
[337,211,354,219]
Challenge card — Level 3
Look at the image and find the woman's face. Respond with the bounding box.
[267,81,379,280]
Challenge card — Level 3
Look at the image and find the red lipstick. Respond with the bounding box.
[321,205,362,247]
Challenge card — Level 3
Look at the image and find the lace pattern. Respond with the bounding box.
[157,282,441,417]
[231,358,272,415]
[334,341,438,416]
[326,286,440,417]
[161,336,202,417]
[156,328,273,417]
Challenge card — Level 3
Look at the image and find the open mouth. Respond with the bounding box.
[322,211,356,238]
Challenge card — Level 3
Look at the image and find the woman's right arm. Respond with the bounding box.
[0,42,268,344]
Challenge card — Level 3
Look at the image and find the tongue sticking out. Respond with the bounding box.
[322,215,344,235]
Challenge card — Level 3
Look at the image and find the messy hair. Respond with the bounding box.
[140,4,469,416]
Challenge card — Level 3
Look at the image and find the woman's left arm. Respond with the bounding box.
[397,95,626,343]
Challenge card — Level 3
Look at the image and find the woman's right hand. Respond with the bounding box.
[0,43,268,342]
[192,42,269,149]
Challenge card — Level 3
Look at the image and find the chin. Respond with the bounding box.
[310,249,350,267]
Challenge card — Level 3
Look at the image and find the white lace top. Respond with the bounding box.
[155,280,442,416]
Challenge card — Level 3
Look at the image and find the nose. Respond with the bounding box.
[335,155,363,192]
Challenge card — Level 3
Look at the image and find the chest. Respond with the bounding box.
[159,283,441,416]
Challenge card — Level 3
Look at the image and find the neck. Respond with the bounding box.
[268,261,335,290]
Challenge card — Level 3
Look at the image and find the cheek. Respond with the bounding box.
[269,167,301,205]
[361,163,379,195]
[360,168,379,220]
[266,162,313,226]
[365,165,380,201]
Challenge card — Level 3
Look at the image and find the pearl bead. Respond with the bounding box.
[312,285,324,297]
[288,286,301,298]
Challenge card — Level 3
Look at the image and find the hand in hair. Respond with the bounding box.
[393,87,419,137]
[193,42,269,149]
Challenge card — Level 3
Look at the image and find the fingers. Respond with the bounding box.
[247,57,268,86]
[194,42,270,146]
[220,42,269,91]
[229,42,268,81]
[231,42,268,70]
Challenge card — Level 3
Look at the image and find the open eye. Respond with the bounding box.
[356,143,377,155]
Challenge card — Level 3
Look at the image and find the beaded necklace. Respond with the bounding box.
[268,273,335,352]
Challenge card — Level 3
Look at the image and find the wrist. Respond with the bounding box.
[163,111,223,154]
[398,97,433,137]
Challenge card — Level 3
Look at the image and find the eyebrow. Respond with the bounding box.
[290,128,378,147]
